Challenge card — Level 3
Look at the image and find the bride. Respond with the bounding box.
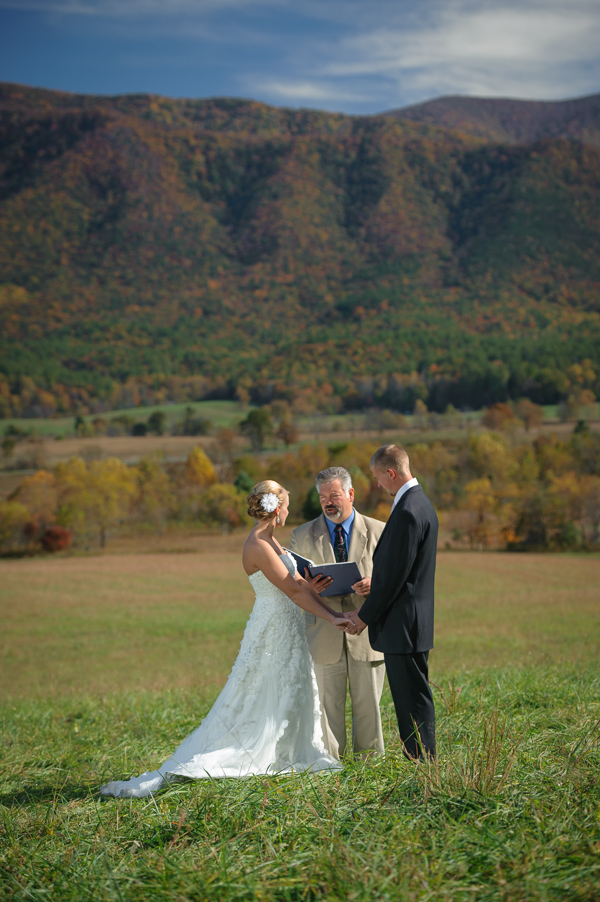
[100,480,353,798]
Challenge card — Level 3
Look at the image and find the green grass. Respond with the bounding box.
[2,403,566,442]
[1,669,599,901]
[1,548,598,700]
[1,546,599,900]
[1,400,245,438]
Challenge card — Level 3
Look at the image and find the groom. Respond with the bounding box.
[349,445,438,759]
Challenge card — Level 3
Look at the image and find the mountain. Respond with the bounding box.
[0,83,599,418]
[384,94,600,147]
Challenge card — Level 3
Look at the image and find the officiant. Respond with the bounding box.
[289,467,386,759]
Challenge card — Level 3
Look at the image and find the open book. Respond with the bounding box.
[288,550,362,597]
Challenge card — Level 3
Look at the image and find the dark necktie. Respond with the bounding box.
[334,524,348,563]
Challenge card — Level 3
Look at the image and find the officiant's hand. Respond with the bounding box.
[351,577,371,596]
[347,610,367,635]
[305,573,333,594]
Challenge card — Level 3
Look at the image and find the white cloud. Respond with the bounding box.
[251,78,371,103]
[2,0,598,108]
[319,0,600,101]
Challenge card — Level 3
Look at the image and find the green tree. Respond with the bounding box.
[240,408,273,452]
[302,486,322,521]
[147,411,167,435]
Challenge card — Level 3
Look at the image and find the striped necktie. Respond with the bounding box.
[333,524,348,562]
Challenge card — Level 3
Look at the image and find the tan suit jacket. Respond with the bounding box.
[289,510,385,665]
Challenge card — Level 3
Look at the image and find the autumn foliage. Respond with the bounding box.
[0,85,599,420]
[1,419,599,555]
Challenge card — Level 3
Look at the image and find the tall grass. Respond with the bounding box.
[1,547,599,899]
[1,668,599,901]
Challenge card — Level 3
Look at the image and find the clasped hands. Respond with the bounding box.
[341,610,367,635]
[304,573,368,635]
[332,610,367,634]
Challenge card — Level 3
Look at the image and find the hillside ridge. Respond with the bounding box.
[1,83,599,418]
[384,93,600,146]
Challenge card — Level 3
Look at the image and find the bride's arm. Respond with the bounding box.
[295,574,345,620]
[251,544,350,626]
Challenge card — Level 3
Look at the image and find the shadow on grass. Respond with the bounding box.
[0,781,97,807]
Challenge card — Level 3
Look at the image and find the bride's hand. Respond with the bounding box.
[332,616,355,632]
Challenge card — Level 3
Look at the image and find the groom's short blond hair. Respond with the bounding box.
[370,444,411,476]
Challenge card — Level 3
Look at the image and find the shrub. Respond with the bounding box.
[0,501,31,554]
[197,484,248,532]
[42,526,74,552]
[482,402,516,431]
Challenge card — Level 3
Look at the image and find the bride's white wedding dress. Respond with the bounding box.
[100,552,340,798]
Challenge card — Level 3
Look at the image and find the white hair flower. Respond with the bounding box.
[260,492,279,513]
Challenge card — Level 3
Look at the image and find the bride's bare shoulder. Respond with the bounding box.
[242,533,277,576]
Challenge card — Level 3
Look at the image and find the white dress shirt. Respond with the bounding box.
[391,477,419,511]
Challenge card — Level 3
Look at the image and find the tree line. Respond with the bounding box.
[1,421,598,555]
[1,353,597,424]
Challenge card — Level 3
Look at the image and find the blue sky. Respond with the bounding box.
[1,0,599,114]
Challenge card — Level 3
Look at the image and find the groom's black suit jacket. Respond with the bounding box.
[358,485,438,654]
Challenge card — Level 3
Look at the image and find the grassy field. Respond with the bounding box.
[1,541,599,900]
[2,403,580,438]
[1,539,599,699]
[1,400,246,438]
[3,408,594,483]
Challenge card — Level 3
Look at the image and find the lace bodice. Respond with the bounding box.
[240,550,304,663]
[248,550,297,600]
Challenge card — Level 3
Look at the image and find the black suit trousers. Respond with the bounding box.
[384,651,436,759]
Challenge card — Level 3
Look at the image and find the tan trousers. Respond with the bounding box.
[313,639,385,759]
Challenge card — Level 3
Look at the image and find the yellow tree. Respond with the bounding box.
[55,456,137,547]
[185,446,218,488]
[468,432,514,486]
[11,470,58,531]
[461,478,499,548]
[0,501,31,554]
[87,458,137,547]
[134,452,172,529]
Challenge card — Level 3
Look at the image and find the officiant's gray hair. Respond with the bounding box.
[315,467,352,496]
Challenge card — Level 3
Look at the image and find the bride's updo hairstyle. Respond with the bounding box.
[246,480,288,521]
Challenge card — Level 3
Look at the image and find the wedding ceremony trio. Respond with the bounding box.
[100,445,438,798]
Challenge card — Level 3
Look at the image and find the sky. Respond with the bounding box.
[0,0,599,115]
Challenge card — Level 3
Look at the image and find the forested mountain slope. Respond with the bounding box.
[1,83,599,417]
[386,93,600,147]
